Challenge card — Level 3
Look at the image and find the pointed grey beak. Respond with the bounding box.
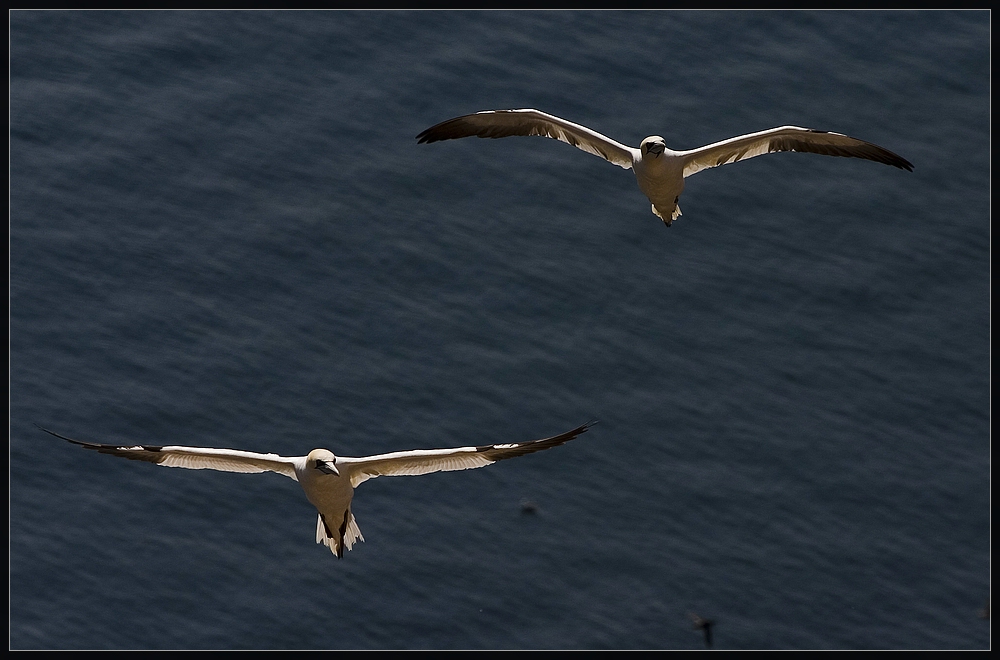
[648,142,665,155]
[317,461,340,476]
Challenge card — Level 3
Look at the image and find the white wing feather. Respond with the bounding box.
[340,422,595,488]
[34,426,298,480]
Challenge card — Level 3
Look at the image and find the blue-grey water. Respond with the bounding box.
[9,10,990,650]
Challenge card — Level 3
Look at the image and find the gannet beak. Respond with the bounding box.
[317,460,340,476]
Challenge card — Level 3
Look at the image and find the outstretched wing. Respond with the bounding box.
[340,421,596,488]
[417,109,637,169]
[36,424,299,479]
[679,126,913,178]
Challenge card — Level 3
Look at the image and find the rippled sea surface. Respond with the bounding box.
[10,10,990,650]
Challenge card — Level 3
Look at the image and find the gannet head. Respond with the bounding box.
[641,136,666,158]
[307,449,339,476]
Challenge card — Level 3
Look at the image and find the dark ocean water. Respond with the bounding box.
[9,10,990,650]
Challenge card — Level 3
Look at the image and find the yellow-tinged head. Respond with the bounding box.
[306,449,339,476]
[641,136,666,157]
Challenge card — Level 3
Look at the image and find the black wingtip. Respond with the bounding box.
[34,422,80,444]
[415,130,441,145]
[565,419,598,440]
[34,423,108,450]
[415,124,440,144]
[889,153,915,172]
[566,420,598,437]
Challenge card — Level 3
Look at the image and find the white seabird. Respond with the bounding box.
[416,108,914,226]
[36,421,594,558]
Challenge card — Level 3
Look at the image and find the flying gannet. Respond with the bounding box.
[36,421,595,558]
[416,108,913,226]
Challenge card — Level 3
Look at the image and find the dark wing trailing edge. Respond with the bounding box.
[766,131,914,170]
[416,109,635,169]
[35,423,299,476]
[416,109,597,143]
[416,111,542,143]
[475,420,598,462]
[35,423,167,464]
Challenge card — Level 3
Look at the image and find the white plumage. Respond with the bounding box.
[37,421,594,558]
[417,108,913,225]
